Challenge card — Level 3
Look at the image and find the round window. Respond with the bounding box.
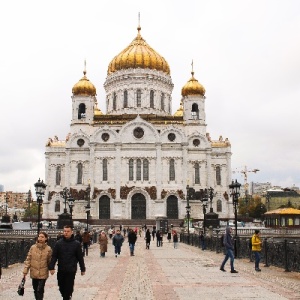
[168,133,176,142]
[193,139,200,147]
[133,127,144,139]
[102,133,110,142]
[77,139,85,147]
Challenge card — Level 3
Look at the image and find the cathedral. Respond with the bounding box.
[43,24,232,222]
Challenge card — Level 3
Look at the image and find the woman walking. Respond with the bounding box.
[252,229,262,271]
[23,232,52,300]
[98,231,108,257]
[145,228,151,249]
[173,230,178,249]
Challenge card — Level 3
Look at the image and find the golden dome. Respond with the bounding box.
[174,101,183,116]
[108,26,170,75]
[72,70,96,96]
[181,71,205,97]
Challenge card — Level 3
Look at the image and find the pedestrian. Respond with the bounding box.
[173,230,178,249]
[23,232,52,300]
[138,227,142,237]
[145,228,151,249]
[167,231,171,242]
[112,229,124,257]
[108,227,113,239]
[128,228,137,255]
[152,227,156,241]
[98,231,108,257]
[74,230,83,245]
[199,231,205,250]
[220,226,238,273]
[252,229,262,271]
[49,225,86,300]
[123,227,126,236]
[248,237,253,262]
[82,229,90,257]
[156,230,161,247]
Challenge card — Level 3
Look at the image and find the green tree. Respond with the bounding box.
[23,202,43,219]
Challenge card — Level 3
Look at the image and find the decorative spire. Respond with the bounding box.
[83,59,87,76]
[191,60,194,77]
[137,12,141,36]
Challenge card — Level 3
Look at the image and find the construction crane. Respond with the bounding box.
[232,166,259,196]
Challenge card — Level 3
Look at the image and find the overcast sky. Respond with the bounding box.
[1,0,299,194]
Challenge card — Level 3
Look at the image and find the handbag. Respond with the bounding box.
[17,277,25,296]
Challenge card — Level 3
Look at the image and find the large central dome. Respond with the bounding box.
[107,26,170,75]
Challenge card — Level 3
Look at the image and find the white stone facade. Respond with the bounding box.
[43,31,233,222]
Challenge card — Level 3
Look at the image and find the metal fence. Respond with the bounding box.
[180,233,300,272]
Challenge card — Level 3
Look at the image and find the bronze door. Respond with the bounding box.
[167,195,178,219]
[99,195,110,219]
[131,193,146,219]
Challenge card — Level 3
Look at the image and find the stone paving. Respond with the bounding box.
[1,236,300,300]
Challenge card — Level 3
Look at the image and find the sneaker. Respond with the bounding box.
[220,268,226,272]
[255,268,261,272]
[231,270,238,273]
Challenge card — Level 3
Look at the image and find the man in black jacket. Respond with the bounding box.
[127,229,137,256]
[49,225,86,300]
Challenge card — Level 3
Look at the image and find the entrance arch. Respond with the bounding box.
[131,193,146,219]
[99,195,110,219]
[166,195,178,219]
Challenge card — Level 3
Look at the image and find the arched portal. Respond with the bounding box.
[166,195,178,219]
[99,195,110,219]
[131,193,146,219]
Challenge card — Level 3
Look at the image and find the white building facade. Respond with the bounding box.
[43,26,233,222]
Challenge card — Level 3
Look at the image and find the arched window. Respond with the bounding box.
[56,166,61,186]
[55,200,60,212]
[216,166,221,185]
[129,159,134,181]
[137,89,141,107]
[78,103,86,119]
[124,90,128,108]
[150,90,154,108]
[143,159,149,181]
[169,159,175,181]
[191,103,199,119]
[194,163,200,184]
[113,92,117,110]
[77,163,83,184]
[161,93,165,111]
[103,159,108,181]
[136,159,141,180]
[217,199,222,212]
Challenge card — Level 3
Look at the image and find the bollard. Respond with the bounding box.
[4,240,9,268]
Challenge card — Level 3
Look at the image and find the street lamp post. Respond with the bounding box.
[229,179,241,258]
[68,197,74,219]
[85,184,91,231]
[27,189,32,210]
[186,184,191,244]
[200,188,209,234]
[34,178,47,236]
[5,192,9,216]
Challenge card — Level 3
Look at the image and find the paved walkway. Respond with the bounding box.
[1,236,300,300]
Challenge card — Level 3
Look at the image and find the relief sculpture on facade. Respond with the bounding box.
[108,188,116,199]
[145,186,157,200]
[120,185,135,199]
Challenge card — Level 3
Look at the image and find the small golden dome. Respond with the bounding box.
[174,101,183,116]
[72,70,96,96]
[108,26,170,75]
[94,103,103,116]
[181,71,205,97]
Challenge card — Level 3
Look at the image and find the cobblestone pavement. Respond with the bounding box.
[1,236,300,300]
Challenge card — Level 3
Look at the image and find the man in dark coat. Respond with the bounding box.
[112,229,124,257]
[49,225,86,300]
[127,229,137,256]
[220,226,238,273]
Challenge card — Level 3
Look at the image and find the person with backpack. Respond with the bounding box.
[220,226,238,273]
[251,229,262,271]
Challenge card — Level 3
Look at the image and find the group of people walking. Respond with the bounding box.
[23,225,85,300]
[220,226,262,273]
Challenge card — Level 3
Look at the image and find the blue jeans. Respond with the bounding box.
[114,245,121,255]
[253,251,261,269]
[129,243,135,253]
[221,248,235,271]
